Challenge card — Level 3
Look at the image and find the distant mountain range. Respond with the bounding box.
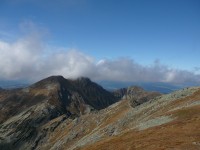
[98,80,200,93]
[0,80,29,89]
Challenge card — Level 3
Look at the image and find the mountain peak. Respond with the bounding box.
[127,86,144,91]
[39,75,65,83]
[31,75,66,88]
[32,76,93,88]
[1,75,118,119]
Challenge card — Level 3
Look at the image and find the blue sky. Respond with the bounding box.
[0,0,200,83]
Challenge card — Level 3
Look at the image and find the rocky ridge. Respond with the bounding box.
[0,76,200,150]
[113,86,161,107]
[0,76,118,150]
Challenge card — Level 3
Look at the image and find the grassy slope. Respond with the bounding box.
[77,89,200,150]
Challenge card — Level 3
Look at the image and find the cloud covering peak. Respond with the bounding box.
[0,33,199,84]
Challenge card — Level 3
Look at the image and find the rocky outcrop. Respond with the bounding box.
[125,86,161,107]
[113,86,161,107]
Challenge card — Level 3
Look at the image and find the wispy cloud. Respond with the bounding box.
[0,24,199,84]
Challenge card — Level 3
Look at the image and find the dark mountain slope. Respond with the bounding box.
[0,76,118,123]
[71,77,118,110]
[0,75,118,150]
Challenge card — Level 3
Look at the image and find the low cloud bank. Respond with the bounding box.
[0,33,199,84]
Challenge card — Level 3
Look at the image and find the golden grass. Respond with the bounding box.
[78,91,200,150]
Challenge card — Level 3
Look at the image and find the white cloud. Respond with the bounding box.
[0,30,199,84]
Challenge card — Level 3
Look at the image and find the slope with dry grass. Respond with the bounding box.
[38,87,200,150]
[1,77,200,150]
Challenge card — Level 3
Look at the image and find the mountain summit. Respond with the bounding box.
[0,75,118,123]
